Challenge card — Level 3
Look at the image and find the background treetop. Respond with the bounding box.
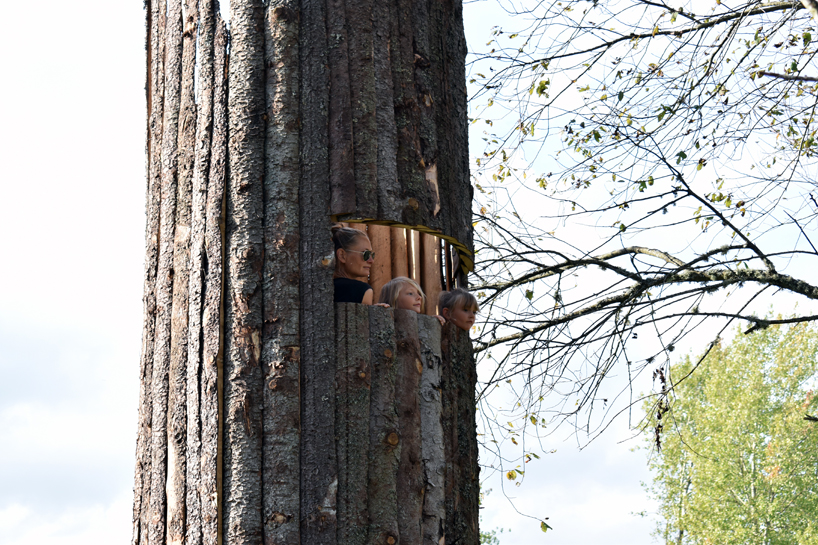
[468,0,818,451]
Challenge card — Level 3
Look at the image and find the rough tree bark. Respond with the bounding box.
[133,0,475,543]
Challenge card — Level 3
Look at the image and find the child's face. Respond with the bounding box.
[396,285,423,313]
[443,304,476,331]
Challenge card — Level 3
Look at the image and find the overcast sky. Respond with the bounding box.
[0,2,659,544]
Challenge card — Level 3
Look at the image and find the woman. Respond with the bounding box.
[332,224,377,304]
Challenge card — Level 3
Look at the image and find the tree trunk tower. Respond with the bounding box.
[132,1,475,544]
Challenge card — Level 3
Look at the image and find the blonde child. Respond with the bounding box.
[379,277,445,325]
[438,288,478,332]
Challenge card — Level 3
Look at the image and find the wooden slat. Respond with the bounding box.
[444,242,453,291]
[299,0,338,537]
[373,0,400,222]
[392,0,427,228]
[390,227,409,279]
[223,0,266,542]
[184,0,214,542]
[350,223,368,235]
[420,233,442,315]
[133,2,165,544]
[417,315,445,545]
[327,0,355,216]
[335,304,371,545]
[346,0,378,218]
[148,0,182,541]
[167,0,198,540]
[368,224,391,302]
[366,307,400,545]
[199,16,227,545]
[261,0,302,542]
[393,310,424,543]
[441,325,480,543]
[455,327,480,542]
[408,229,421,284]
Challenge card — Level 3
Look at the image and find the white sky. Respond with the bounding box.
[0,2,661,544]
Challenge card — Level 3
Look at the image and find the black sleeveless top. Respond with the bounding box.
[334,277,372,303]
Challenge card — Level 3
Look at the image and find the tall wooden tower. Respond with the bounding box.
[132,1,476,544]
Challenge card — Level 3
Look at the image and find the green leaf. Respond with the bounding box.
[506,470,517,480]
[618,91,624,102]
[805,32,812,47]
[541,521,553,532]
[525,289,534,301]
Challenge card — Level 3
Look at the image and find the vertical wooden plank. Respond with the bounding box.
[438,0,472,258]
[133,2,165,544]
[439,323,458,545]
[368,224,391,302]
[335,303,371,545]
[390,227,409,279]
[167,0,198,540]
[262,0,302,542]
[411,0,439,200]
[327,0,356,216]
[366,307,400,545]
[420,233,442,315]
[148,0,181,542]
[444,242,453,291]
[200,17,228,545]
[300,0,338,536]
[223,0,266,543]
[373,0,400,221]
[454,328,479,543]
[185,1,215,543]
[350,223,368,235]
[346,0,378,218]
[393,310,424,544]
[417,315,446,545]
[408,229,421,284]
[392,0,428,227]
[441,325,479,544]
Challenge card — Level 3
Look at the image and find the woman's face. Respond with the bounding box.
[396,284,423,313]
[337,236,374,279]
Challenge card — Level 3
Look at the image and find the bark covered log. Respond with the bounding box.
[199,17,228,544]
[393,310,425,543]
[133,2,165,542]
[299,0,338,539]
[418,315,446,544]
[365,307,400,545]
[166,0,198,540]
[335,304,371,545]
[223,1,266,543]
[262,0,302,541]
[148,0,182,542]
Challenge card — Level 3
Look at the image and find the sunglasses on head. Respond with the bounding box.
[347,249,375,261]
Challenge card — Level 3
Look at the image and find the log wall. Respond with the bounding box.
[134,0,476,543]
[335,304,480,545]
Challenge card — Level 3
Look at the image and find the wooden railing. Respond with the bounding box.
[335,303,479,544]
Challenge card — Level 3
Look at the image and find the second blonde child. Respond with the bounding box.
[379,277,445,325]
[439,288,478,332]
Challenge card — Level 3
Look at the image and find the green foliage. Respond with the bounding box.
[480,528,502,544]
[644,323,818,545]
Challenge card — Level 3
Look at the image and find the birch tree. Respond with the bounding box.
[643,322,818,544]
